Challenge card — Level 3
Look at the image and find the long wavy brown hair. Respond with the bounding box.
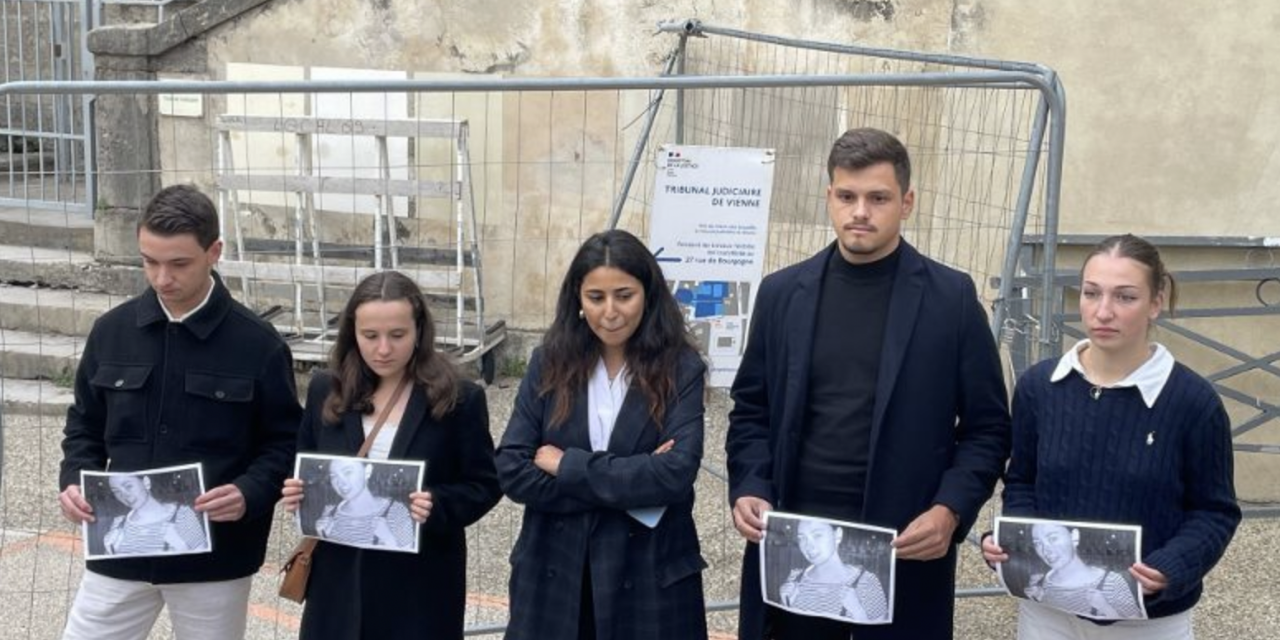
[322,271,459,424]
[538,229,697,428]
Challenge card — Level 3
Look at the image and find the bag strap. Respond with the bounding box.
[286,537,319,567]
[357,375,411,459]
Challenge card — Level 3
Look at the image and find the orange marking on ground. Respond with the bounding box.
[0,530,82,558]
[466,592,510,610]
[248,603,301,630]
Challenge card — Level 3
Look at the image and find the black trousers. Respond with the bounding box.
[767,606,854,640]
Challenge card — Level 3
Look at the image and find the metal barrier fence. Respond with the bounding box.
[0,15,1073,634]
[0,68,1059,639]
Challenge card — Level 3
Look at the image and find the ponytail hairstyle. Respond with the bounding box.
[1082,234,1178,317]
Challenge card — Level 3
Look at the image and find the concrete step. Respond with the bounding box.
[0,284,125,336]
[0,206,94,253]
[0,377,75,417]
[0,243,146,296]
[0,329,83,381]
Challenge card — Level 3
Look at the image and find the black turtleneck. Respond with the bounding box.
[788,243,900,521]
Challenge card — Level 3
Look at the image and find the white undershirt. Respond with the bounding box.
[159,275,217,323]
[587,358,630,452]
[361,414,400,461]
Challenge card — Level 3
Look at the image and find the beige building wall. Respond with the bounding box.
[954,0,1280,236]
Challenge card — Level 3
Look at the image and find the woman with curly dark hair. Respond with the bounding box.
[498,229,709,640]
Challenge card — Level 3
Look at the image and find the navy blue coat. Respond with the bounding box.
[727,241,1011,639]
[298,371,501,640]
[497,347,709,640]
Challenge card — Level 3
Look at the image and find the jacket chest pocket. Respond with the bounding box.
[89,364,153,444]
[183,371,255,453]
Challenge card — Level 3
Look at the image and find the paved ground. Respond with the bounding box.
[1,379,1276,639]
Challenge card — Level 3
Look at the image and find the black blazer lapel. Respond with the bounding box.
[388,384,429,459]
[869,241,926,450]
[779,248,826,435]
[606,386,651,455]
[341,410,366,453]
[775,247,828,504]
[550,390,594,452]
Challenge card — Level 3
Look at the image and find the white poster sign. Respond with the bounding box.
[649,145,775,387]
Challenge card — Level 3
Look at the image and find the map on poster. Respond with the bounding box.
[650,145,775,387]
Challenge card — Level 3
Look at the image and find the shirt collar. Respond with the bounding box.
[159,275,218,323]
[136,272,230,341]
[1049,339,1175,408]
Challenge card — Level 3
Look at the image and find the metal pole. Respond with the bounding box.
[1038,74,1068,358]
[675,32,688,145]
[605,48,681,230]
[83,0,97,216]
[0,72,1052,96]
[655,18,1050,75]
[991,93,1050,337]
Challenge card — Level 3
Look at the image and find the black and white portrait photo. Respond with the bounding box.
[80,464,211,560]
[293,453,424,553]
[996,516,1147,621]
[759,511,896,625]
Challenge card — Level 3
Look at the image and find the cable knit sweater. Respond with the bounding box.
[1002,358,1241,619]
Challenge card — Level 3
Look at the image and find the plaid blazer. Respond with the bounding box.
[497,347,709,640]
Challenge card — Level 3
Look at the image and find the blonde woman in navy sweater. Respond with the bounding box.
[982,234,1240,639]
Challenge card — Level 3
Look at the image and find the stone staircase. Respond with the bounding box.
[0,208,142,417]
[0,208,502,421]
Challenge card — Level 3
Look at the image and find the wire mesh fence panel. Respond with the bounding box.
[0,53,1063,636]
[628,28,1054,315]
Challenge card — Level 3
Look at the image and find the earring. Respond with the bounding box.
[578,309,585,320]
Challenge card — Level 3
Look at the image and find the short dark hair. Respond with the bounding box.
[138,184,220,249]
[1083,234,1178,315]
[827,128,912,194]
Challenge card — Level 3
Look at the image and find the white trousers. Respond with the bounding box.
[62,571,253,640]
[1018,600,1194,640]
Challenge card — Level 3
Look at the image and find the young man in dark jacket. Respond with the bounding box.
[727,128,1012,640]
[57,184,302,639]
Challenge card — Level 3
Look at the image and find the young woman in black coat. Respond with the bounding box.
[281,270,501,639]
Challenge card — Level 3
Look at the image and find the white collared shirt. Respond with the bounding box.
[159,275,217,323]
[587,358,630,452]
[1049,339,1175,408]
